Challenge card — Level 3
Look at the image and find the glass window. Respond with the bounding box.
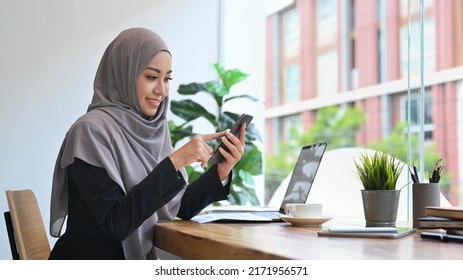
[399,0,434,18]
[282,114,302,144]
[285,64,300,102]
[400,90,434,141]
[317,50,338,95]
[316,0,338,46]
[278,7,301,106]
[283,8,300,57]
[400,19,435,76]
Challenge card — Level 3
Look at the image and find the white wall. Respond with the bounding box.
[0,0,266,259]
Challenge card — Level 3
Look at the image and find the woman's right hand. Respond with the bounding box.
[169,131,227,170]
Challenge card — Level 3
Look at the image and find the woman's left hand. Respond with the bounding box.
[216,123,246,181]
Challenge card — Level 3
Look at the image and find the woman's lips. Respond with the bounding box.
[146,97,160,107]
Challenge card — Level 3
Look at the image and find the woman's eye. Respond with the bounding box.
[147,75,157,81]
[165,77,173,82]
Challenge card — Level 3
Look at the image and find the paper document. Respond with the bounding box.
[203,205,278,213]
[191,213,273,223]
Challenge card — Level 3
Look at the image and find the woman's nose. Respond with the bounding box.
[154,82,166,96]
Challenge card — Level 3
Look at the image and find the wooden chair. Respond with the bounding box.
[5,189,51,260]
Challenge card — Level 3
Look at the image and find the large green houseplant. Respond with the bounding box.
[169,63,262,205]
[354,150,405,227]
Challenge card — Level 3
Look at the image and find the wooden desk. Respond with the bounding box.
[154,217,463,260]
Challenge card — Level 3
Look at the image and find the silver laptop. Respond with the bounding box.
[192,142,328,223]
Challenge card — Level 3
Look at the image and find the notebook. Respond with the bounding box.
[192,142,328,223]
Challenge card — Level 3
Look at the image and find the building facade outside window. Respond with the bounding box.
[400,91,434,141]
[264,0,463,206]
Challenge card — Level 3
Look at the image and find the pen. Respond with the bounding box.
[430,158,443,183]
[413,165,420,183]
[437,162,444,183]
[410,167,417,183]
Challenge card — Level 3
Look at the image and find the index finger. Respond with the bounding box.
[199,131,228,142]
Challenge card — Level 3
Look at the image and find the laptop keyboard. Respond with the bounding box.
[254,212,283,220]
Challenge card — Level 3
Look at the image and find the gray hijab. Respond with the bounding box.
[50,27,187,259]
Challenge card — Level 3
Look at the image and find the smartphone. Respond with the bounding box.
[209,114,253,164]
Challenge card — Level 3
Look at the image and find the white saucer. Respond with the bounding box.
[281,215,333,227]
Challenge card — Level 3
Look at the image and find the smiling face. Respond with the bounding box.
[136,51,172,117]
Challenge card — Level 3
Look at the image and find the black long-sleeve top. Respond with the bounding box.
[48,157,230,260]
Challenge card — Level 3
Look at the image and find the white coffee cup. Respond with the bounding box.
[284,203,323,218]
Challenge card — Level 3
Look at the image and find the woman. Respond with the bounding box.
[49,27,246,260]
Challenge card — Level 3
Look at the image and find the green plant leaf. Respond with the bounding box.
[244,122,262,143]
[204,81,229,98]
[228,186,242,205]
[213,63,226,80]
[217,111,240,132]
[235,145,262,176]
[218,111,261,142]
[185,166,203,182]
[354,151,404,191]
[170,99,216,124]
[238,185,260,205]
[224,94,260,103]
[213,63,249,89]
[238,169,255,185]
[168,121,194,147]
[178,83,206,95]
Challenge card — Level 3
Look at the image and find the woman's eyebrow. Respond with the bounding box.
[145,66,161,73]
[145,66,172,74]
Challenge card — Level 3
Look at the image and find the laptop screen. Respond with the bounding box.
[278,142,327,213]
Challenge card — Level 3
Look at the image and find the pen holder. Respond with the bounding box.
[412,183,440,228]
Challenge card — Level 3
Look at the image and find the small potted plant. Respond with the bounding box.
[354,150,404,227]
